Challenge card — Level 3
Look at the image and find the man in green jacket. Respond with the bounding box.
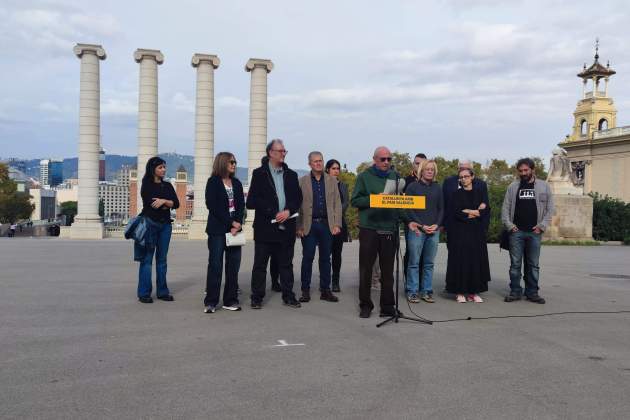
[351,146,402,318]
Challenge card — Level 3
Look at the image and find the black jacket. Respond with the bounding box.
[442,175,489,232]
[205,175,245,235]
[246,158,302,242]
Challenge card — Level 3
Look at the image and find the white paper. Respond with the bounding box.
[271,212,299,224]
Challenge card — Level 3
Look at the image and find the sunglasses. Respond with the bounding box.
[379,157,393,162]
[459,175,472,180]
[229,160,237,165]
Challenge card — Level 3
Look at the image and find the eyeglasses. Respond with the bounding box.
[272,149,288,155]
[229,160,237,165]
[459,175,472,180]
[379,157,392,162]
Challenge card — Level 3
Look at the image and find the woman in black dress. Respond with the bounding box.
[325,159,350,293]
[445,167,491,303]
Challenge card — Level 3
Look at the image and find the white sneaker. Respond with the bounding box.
[456,294,466,303]
[222,304,242,311]
[204,305,216,313]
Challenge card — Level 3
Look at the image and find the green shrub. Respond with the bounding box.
[591,193,630,241]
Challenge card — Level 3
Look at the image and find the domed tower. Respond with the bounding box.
[567,39,617,142]
[175,165,188,221]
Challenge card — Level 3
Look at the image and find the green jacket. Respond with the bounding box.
[351,166,399,233]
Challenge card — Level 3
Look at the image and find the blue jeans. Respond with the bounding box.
[300,221,333,291]
[508,230,542,296]
[406,230,439,295]
[205,234,242,307]
[138,222,172,298]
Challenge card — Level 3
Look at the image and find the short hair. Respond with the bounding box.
[458,159,473,169]
[266,139,284,157]
[325,159,341,173]
[415,153,427,159]
[212,152,235,178]
[516,158,535,170]
[308,151,323,162]
[418,160,438,179]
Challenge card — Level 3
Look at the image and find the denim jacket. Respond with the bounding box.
[125,215,160,261]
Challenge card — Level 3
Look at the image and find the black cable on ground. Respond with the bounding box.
[397,244,630,325]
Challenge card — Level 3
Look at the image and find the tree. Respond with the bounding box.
[0,163,34,224]
[355,150,412,177]
[59,201,78,226]
[482,159,513,187]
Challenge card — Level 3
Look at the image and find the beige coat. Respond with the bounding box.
[297,172,342,236]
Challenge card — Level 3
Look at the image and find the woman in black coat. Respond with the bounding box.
[326,159,350,292]
[444,168,491,303]
[204,152,245,313]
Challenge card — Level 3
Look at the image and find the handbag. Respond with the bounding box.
[225,231,246,247]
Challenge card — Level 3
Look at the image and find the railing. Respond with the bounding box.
[104,224,190,238]
[593,125,630,140]
[584,91,606,99]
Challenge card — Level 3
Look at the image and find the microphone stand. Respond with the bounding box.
[377,167,432,328]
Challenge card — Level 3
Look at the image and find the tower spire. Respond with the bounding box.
[594,38,599,63]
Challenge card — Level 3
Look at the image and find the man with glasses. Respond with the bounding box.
[501,158,553,304]
[246,139,303,309]
[296,151,342,303]
[351,146,402,318]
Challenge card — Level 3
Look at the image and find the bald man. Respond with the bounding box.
[351,146,402,318]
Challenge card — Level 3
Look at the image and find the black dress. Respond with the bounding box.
[445,187,491,294]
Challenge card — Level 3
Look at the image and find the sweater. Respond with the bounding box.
[351,166,400,233]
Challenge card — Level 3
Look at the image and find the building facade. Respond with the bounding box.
[560,44,630,202]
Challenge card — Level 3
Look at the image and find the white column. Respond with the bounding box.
[69,43,106,239]
[134,49,164,214]
[604,77,609,97]
[188,54,220,240]
[582,79,587,99]
[245,58,274,184]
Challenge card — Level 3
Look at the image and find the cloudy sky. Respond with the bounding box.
[1,0,629,171]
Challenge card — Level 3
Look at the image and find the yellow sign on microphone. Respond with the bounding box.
[370,194,426,209]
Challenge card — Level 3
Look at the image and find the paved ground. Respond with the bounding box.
[1,238,630,420]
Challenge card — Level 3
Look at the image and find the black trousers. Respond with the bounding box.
[270,254,279,284]
[331,233,344,280]
[358,228,395,311]
[251,239,297,303]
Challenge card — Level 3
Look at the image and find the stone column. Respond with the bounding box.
[134,49,164,214]
[245,58,274,183]
[69,43,106,239]
[244,59,273,240]
[188,54,220,240]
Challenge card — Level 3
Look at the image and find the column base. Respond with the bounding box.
[68,219,104,239]
[544,194,593,241]
[188,220,208,240]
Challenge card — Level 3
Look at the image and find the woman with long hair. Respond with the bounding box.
[137,156,179,303]
[325,159,350,292]
[203,152,245,313]
[444,167,491,303]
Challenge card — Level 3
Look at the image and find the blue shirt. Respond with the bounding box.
[268,162,286,212]
[311,173,327,219]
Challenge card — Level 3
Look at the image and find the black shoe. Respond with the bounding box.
[251,301,262,309]
[299,289,311,302]
[320,290,339,302]
[504,294,522,302]
[332,280,340,293]
[359,307,372,318]
[271,282,282,292]
[138,296,153,304]
[526,294,546,304]
[157,295,174,302]
[379,308,402,318]
[283,298,301,308]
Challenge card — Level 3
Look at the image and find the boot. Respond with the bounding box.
[299,289,311,302]
[320,290,339,302]
[332,273,340,292]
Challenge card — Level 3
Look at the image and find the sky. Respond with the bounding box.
[1,0,629,171]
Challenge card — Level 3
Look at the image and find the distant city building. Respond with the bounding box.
[99,148,106,181]
[175,165,188,221]
[7,158,27,173]
[29,188,57,221]
[98,167,131,222]
[39,159,63,187]
[8,166,30,193]
[129,166,138,216]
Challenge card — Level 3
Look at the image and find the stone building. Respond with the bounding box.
[561,43,630,202]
